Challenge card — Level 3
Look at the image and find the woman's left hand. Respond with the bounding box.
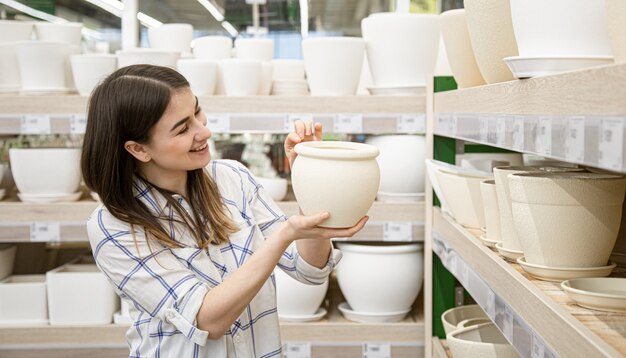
[285,120,323,168]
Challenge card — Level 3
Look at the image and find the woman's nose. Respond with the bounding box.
[195,122,212,142]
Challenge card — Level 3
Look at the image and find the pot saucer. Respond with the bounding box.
[478,234,500,249]
[376,191,424,203]
[367,85,426,96]
[278,308,327,322]
[337,302,410,323]
[562,278,626,312]
[495,242,524,262]
[503,56,613,79]
[18,191,82,203]
[517,257,616,282]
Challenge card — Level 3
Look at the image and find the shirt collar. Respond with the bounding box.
[131,175,186,216]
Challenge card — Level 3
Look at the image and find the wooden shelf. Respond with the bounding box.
[432,208,626,357]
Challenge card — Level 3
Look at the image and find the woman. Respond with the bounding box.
[81,64,367,357]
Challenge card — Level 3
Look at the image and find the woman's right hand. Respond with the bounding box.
[278,212,369,245]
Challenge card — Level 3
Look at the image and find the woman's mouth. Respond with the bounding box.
[190,143,208,153]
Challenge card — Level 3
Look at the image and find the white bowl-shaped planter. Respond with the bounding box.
[234,38,274,62]
[0,244,16,281]
[336,242,423,314]
[193,36,232,60]
[447,322,518,358]
[148,23,193,54]
[10,148,81,195]
[0,275,47,325]
[464,0,518,83]
[34,22,83,46]
[257,177,288,201]
[0,20,33,43]
[70,54,117,97]
[509,172,626,267]
[302,37,365,96]
[116,49,180,69]
[15,41,72,93]
[361,13,439,87]
[220,58,262,96]
[606,0,626,63]
[441,304,488,336]
[440,9,485,88]
[291,141,379,228]
[176,59,217,96]
[365,135,426,196]
[271,59,305,81]
[47,264,118,325]
[274,268,328,317]
[258,61,273,95]
[436,169,492,229]
[510,0,612,58]
[480,180,501,242]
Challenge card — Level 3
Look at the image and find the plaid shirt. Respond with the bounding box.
[87,160,341,357]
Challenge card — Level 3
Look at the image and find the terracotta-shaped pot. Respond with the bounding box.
[336,242,423,314]
[291,141,379,228]
[176,59,217,96]
[509,172,626,267]
[148,23,193,55]
[440,9,485,88]
[441,304,488,336]
[274,268,328,317]
[10,148,81,195]
[463,0,518,83]
[436,169,492,229]
[70,54,117,97]
[480,180,501,242]
[0,275,48,325]
[447,322,518,358]
[606,0,626,63]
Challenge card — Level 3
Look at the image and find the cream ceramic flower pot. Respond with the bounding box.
[257,177,288,201]
[176,59,217,96]
[274,268,328,317]
[0,21,33,93]
[447,322,518,358]
[220,58,262,96]
[463,0,518,83]
[15,41,72,93]
[193,36,232,60]
[509,172,626,267]
[480,180,501,242]
[441,304,488,336]
[0,275,48,325]
[606,0,626,63]
[440,9,486,88]
[291,141,379,228]
[435,169,492,229]
[70,54,117,97]
[10,148,81,195]
[0,20,33,43]
[148,23,193,55]
[258,61,273,95]
[335,242,423,314]
[235,38,274,62]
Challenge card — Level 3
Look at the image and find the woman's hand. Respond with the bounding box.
[276,211,369,246]
[284,120,323,169]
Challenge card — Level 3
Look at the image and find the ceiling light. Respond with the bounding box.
[197,0,225,22]
[221,20,238,37]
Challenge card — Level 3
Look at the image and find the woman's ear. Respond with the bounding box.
[124,141,151,163]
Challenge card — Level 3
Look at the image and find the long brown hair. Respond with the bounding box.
[81,64,237,248]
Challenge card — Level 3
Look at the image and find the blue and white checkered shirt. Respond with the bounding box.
[87,160,341,357]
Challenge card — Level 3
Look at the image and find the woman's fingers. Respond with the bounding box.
[323,216,369,238]
[294,120,306,139]
[313,122,323,141]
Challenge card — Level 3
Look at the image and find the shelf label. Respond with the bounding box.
[21,114,51,134]
[70,114,87,135]
[397,113,425,133]
[334,114,363,133]
[531,333,546,358]
[599,118,624,171]
[485,288,496,319]
[566,117,585,163]
[502,305,514,341]
[479,115,489,142]
[206,114,230,133]
[30,222,60,242]
[284,114,314,133]
[497,117,507,147]
[438,113,456,136]
[283,342,311,358]
[383,222,412,242]
[362,343,391,358]
[537,117,552,156]
[512,116,525,151]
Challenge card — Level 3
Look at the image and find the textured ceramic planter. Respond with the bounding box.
[274,268,328,317]
[176,59,217,96]
[0,275,48,325]
[509,172,626,267]
[70,54,117,97]
[148,23,193,54]
[441,304,488,336]
[480,180,501,242]
[606,0,626,63]
[435,169,491,229]
[447,322,518,358]
[10,148,81,195]
[291,141,379,228]
[463,0,518,83]
[336,242,423,314]
[440,9,485,88]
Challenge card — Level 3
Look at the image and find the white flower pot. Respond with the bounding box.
[510,0,612,58]
[274,268,328,317]
[509,172,626,267]
[447,322,518,358]
[480,180,501,242]
[336,242,423,314]
[193,36,232,60]
[258,61,273,95]
[0,20,33,43]
[302,37,365,96]
[70,54,117,97]
[115,49,180,69]
[0,275,48,325]
[435,169,492,229]
[606,0,626,63]
[0,244,16,281]
[15,41,72,93]
[34,22,82,46]
[441,304,488,336]
[464,0,518,83]
[220,58,262,96]
[176,59,217,96]
[47,264,118,325]
[361,13,439,87]
[0,44,22,93]
[291,141,379,228]
[148,23,193,55]
[10,148,81,195]
[257,177,288,201]
[440,9,486,88]
[234,38,274,62]
[271,59,305,81]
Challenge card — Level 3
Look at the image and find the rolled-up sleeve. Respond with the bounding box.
[278,241,342,285]
[87,207,209,346]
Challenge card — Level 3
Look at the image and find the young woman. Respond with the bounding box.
[81,64,368,357]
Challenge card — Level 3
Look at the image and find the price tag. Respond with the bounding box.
[284,114,313,133]
[438,113,456,136]
[383,222,412,242]
[205,114,230,133]
[70,114,87,134]
[599,118,624,171]
[479,116,489,142]
[531,333,546,358]
[566,117,585,163]
[502,305,514,341]
[334,114,363,133]
[485,288,496,319]
[362,343,391,358]
[512,116,525,151]
[283,342,311,358]
[537,117,552,156]
[497,117,507,147]
[30,222,61,242]
[21,114,51,134]
[397,113,425,133]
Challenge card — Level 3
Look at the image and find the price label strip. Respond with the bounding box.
[537,117,552,156]
[284,114,314,133]
[362,343,391,358]
[485,287,496,319]
[21,114,52,134]
[531,332,546,358]
[502,305,514,341]
[30,222,61,242]
[383,221,412,242]
[599,117,624,171]
[479,115,489,143]
[70,114,87,135]
[283,342,311,358]
[206,114,230,133]
[397,113,425,133]
[497,116,507,147]
[334,114,363,133]
[512,116,525,151]
[566,117,585,163]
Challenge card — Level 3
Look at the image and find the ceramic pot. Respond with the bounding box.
[10,148,81,195]
[480,180,501,242]
[436,169,492,229]
[34,22,82,46]
[440,9,485,88]
[0,275,48,325]
[336,242,423,314]
[291,141,379,228]
[302,37,365,96]
[606,0,626,63]
[271,59,305,81]
[148,23,193,55]
[509,172,626,267]
[463,0,518,83]
[274,268,328,316]
[220,58,262,96]
[116,49,180,69]
[193,36,232,60]
[447,322,518,358]
[510,0,612,58]
[176,59,217,96]
[0,44,22,93]
[258,61,273,95]
[234,38,274,62]
[441,304,488,336]
[70,54,117,97]
[15,41,72,93]
[0,20,33,43]
[257,177,288,201]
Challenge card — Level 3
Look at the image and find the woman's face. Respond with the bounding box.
[143,87,212,173]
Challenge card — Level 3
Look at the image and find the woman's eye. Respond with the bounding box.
[195,107,202,115]
[178,124,189,134]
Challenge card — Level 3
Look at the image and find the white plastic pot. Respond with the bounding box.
[220,58,262,96]
[116,49,180,69]
[440,9,485,88]
[271,59,305,81]
[441,304,488,336]
[34,22,82,46]
[436,169,491,229]
[70,54,117,97]
[15,41,72,93]
[0,275,48,325]
[10,148,81,195]
[0,44,21,93]
[234,38,274,62]
[0,20,33,43]
[606,0,626,63]
[274,268,328,317]
[148,23,193,55]
[176,59,217,96]
[447,322,518,358]
[193,36,232,60]
[257,177,288,201]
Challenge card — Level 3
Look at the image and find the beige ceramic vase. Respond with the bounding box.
[509,172,626,268]
[291,141,380,228]
[463,0,518,84]
[606,0,626,63]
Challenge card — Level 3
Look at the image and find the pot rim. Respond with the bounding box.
[294,141,379,160]
[509,172,625,181]
[447,322,511,347]
[336,242,422,254]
